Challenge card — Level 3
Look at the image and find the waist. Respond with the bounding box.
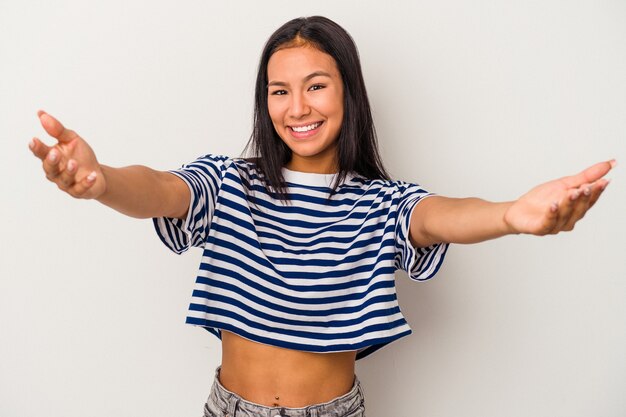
[208,366,365,417]
[219,330,357,407]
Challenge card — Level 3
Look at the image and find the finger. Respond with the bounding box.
[37,110,79,144]
[68,171,98,198]
[553,188,581,231]
[561,184,593,231]
[29,137,52,160]
[565,180,608,229]
[598,178,611,192]
[540,201,560,235]
[560,159,616,188]
[42,147,63,180]
[587,180,609,210]
[57,159,78,188]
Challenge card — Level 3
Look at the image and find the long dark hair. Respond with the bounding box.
[243,16,390,199]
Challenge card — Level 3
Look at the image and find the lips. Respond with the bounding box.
[290,121,322,132]
[288,121,323,139]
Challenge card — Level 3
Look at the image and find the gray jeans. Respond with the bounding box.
[203,367,366,417]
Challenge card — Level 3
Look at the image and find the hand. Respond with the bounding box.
[503,160,615,235]
[29,110,106,199]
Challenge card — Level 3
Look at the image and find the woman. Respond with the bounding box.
[29,16,613,417]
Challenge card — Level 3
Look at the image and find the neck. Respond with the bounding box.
[286,156,338,174]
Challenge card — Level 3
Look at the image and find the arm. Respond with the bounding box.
[29,110,189,219]
[96,165,189,219]
[409,161,615,247]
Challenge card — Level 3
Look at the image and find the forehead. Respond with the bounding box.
[267,46,340,80]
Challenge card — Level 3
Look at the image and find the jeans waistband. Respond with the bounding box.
[206,366,365,417]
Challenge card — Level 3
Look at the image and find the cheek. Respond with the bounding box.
[267,101,283,127]
[326,90,344,122]
[311,94,343,120]
[267,101,288,142]
[336,102,344,123]
[328,99,344,128]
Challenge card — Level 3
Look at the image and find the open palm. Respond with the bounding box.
[504,161,613,235]
[29,111,106,199]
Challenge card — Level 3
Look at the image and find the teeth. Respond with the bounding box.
[291,122,321,132]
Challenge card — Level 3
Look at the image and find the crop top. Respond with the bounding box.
[153,154,449,359]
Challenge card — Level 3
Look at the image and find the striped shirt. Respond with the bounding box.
[153,154,449,359]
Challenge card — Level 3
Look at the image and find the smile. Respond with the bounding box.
[290,122,323,132]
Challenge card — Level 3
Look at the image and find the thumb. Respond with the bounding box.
[37,110,79,144]
[560,160,616,188]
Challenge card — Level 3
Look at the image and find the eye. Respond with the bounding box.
[309,84,325,91]
[270,89,287,96]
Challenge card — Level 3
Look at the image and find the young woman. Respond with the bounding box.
[29,16,613,417]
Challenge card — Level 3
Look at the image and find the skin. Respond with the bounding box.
[267,46,344,174]
[29,46,614,407]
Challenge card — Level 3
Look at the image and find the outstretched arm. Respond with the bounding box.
[29,111,190,219]
[409,160,615,247]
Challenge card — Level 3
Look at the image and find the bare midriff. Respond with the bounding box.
[219,330,358,408]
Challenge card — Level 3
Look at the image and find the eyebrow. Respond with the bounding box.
[267,71,332,87]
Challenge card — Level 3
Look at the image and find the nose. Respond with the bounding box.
[288,91,311,119]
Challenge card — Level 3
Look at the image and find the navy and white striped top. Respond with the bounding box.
[153,154,449,359]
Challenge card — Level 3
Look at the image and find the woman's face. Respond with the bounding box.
[267,46,344,174]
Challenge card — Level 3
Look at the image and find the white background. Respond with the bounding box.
[1,1,625,416]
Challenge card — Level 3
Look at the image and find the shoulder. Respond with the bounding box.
[229,157,265,181]
[194,155,269,184]
[180,153,233,171]
[189,153,232,166]
[351,175,416,192]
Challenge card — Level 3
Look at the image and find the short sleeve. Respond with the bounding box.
[152,154,229,254]
[394,182,450,281]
